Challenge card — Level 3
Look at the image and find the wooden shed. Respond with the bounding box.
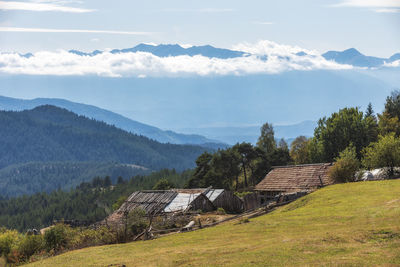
[164,189,214,213]
[204,189,244,213]
[255,163,334,204]
[104,191,178,225]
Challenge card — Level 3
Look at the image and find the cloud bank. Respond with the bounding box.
[332,0,400,13]
[0,41,353,77]
[0,0,94,13]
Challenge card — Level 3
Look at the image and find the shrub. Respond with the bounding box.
[128,209,148,236]
[152,178,175,190]
[216,208,226,215]
[238,218,250,224]
[362,133,400,177]
[43,224,72,252]
[329,145,360,183]
[17,235,44,260]
[112,195,127,211]
[70,227,117,249]
[0,230,21,257]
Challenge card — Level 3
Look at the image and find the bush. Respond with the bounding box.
[362,133,400,177]
[0,230,21,257]
[216,208,226,215]
[329,145,360,183]
[69,227,117,249]
[112,195,127,211]
[128,209,148,236]
[17,235,44,260]
[152,178,175,190]
[43,224,72,252]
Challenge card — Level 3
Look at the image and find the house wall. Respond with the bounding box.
[242,193,261,211]
[213,191,244,213]
[189,194,215,212]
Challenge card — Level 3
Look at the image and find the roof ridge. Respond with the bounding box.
[272,163,333,169]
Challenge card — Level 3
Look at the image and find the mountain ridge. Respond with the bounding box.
[0,95,226,148]
[322,48,399,67]
[0,105,207,171]
[65,43,400,69]
[69,43,247,59]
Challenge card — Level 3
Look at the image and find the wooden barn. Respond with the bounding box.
[164,189,214,213]
[104,187,250,226]
[255,163,334,204]
[204,189,244,213]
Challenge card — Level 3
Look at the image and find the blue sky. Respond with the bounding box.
[0,0,399,57]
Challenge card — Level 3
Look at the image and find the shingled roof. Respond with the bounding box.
[255,163,334,192]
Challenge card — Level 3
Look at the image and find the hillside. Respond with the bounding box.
[0,169,192,231]
[28,180,400,266]
[0,95,224,147]
[0,161,150,197]
[0,105,206,170]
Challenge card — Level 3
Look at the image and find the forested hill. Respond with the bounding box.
[0,95,225,147]
[0,105,207,171]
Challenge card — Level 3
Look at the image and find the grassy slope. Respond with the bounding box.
[28,180,400,267]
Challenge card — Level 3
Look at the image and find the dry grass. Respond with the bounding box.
[27,180,400,267]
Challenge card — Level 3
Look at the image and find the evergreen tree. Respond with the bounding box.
[257,122,276,154]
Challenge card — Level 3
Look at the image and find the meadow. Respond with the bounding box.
[27,179,400,266]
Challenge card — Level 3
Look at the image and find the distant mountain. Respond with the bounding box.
[389,53,400,62]
[67,44,400,69]
[69,43,247,59]
[0,105,207,171]
[0,95,225,148]
[322,48,399,68]
[0,69,391,139]
[179,121,317,145]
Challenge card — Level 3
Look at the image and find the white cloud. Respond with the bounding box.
[232,40,318,57]
[162,8,234,13]
[332,0,400,12]
[333,0,400,8]
[252,21,275,25]
[0,0,94,12]
[180,44,193,49]
[0,41,353,77]
[384,60,400,67]
[375,8,400,13]
[0,27,154,35]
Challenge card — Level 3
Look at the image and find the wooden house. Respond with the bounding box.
[255,163,334,204]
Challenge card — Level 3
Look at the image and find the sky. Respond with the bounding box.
[0,0,399,57]
[0,0,399,132]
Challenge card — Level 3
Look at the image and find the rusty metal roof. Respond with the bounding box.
[255,163,334,192]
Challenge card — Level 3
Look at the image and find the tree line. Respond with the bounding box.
[0,169,192,232]
[187,90,400,189]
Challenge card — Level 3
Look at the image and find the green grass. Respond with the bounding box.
[27,180,400,267]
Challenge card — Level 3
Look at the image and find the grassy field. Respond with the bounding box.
[27,180,400,267]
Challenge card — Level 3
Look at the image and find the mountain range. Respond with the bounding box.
[0,95,225,148]
[0,105,210,196]
[70,43,247,59]
[68,43,400,68]
[179,120,317,145]
[322,48,400,68]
